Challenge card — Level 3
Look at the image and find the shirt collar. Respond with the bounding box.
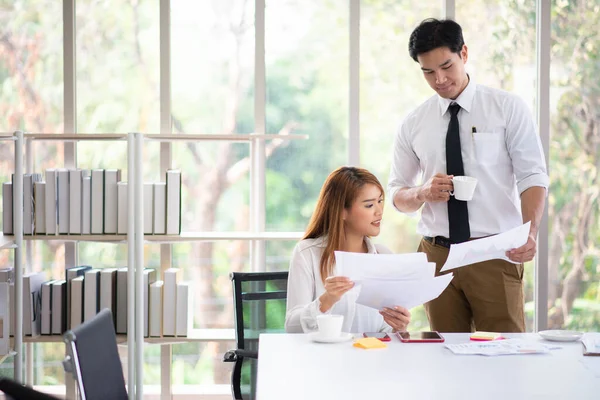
[438,75,476,116]
[364,237,377,254]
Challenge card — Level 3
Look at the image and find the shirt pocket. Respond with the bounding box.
[472,131,510,165]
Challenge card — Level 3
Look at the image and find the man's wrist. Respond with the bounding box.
[415,186,425,203]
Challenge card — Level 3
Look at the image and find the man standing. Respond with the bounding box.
[388,18,548,333]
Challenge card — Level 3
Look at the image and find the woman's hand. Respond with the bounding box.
[379,306,411,331]
[319,276,354,312]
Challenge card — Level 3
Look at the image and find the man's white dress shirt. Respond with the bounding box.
[388,78,549,238]
[285,236,393,334]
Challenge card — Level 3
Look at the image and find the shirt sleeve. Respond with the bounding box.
[505,96,550,194]
[387,119,422,213]
[285,244,330,333]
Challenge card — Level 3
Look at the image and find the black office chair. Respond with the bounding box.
[0,378,60,400]
[62,308,128,400]
[223,271,288,400]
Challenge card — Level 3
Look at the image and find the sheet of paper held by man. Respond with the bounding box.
[334,251,452,310]
[440,222,531,273]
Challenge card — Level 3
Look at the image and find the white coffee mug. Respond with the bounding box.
[316,315,344,339]
[450,176,478,201]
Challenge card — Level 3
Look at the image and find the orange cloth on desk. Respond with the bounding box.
[353,337,387,349]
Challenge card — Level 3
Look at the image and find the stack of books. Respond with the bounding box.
[1,169,181,236]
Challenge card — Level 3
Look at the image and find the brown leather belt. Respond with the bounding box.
[423,236,454,248]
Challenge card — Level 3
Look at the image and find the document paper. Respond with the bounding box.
[445,339,556,356]
[334,251,453,310]
[440,222,531,272]
[356,274,453,310]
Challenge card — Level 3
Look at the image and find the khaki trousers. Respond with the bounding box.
[418,238,526,333]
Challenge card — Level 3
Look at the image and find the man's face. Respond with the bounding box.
[417,45,469,99]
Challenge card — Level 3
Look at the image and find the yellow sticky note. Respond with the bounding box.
[470,331,503,341]
[353,337,387,349]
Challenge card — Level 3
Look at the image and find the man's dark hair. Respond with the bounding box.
[408,18,465,62]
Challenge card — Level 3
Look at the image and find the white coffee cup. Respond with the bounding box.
[450,176,478,201]
[316,315,344,339]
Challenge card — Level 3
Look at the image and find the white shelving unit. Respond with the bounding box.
[18,328,235,344]
[2,130,306,399]
[0,132,23,382]
[132,131,307,399]
[8,231,304,243]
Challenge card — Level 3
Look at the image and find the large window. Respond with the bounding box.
[548,1,600,331]
[457,0,537,330]
[0,0,66,386]
[265,0,349,232]
[360,1,442,331]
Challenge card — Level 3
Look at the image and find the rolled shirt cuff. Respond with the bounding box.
[517,173,549,196]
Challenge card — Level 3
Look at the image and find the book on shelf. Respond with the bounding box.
[51,280,67,334]
[0,267,13,336]
[66,265,92,328]
[24,173,43,235]
[143,268,157,337]
[176,282,191,337]
[23,272,46,336]
[57,169,69,234]
[0,282,9,355]
[149,280,163,337]
[9,283,14,337]
[153,183,166,235]
[1,182,12,235]
[69,169,83,234]
[99,268,118,327]
[116,267,128,334]
[23,174,33,235]
[34,181,46,234]
[41,280,56,335]
[82,175,91,235]
[90,169,104,234]
[70,276,84,329]
[84,269,101,322]
[103,169,121,234]
[0,268,14,283]
[144,183,153,235]
[45,169,57,235]
[163,268,181,336]
[117,182,127,235]
[166,170,181,235]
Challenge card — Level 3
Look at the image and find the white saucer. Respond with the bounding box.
[308,332,353,344]
[539,330,583,342]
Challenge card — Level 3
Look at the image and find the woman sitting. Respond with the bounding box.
[285,166,411,334]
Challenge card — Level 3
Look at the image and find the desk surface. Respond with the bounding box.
[257,333,600,400]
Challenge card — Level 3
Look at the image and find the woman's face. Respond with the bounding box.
[343,184,384,238]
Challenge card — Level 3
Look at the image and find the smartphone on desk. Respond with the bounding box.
[397,331,445,343]
[363,332,391,342]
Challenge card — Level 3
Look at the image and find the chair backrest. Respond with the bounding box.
[231,271,289,352]
[63,308,128,400]
[0,378,60,400]
[230,271,288,400]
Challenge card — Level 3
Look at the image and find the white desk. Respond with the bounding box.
[257,333,600,400]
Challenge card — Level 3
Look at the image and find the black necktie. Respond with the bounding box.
[446,103,470,243]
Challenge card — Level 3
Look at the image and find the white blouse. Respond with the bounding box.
[285,236,393,334]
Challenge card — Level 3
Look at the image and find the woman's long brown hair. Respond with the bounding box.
[303,166,384,283]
